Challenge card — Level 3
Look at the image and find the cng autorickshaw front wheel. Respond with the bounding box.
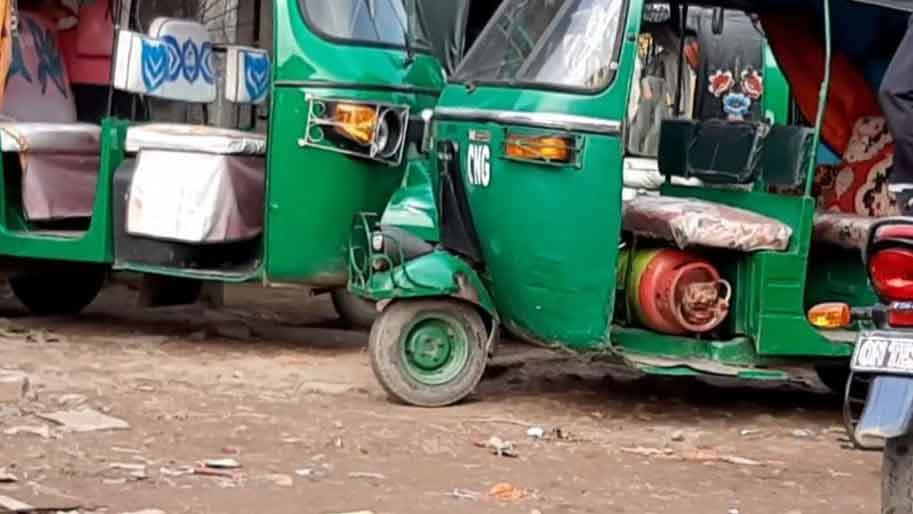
[9,268,106,316]
[369,299,489,407]
[884,434,913,513]
[330,289,378,329]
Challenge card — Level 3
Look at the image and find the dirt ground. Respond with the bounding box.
[0,283,882,514]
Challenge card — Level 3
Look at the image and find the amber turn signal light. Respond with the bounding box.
[333,103,378,145]
[807,303,852,329]
[505,135,574,163]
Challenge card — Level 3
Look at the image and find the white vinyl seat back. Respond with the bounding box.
[113,18,216,103]
[224,46,270,105]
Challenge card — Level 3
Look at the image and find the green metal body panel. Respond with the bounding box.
[352,0,870,379]
[355,249,497,318]
[263,0,445,285]
[379,147,440,243]
[762,45,790,125]
[0,119,127,264]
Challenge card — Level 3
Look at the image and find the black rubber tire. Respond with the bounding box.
[816,363,851,394]
[884,434,913,513]
[369,299,489,407]
[330,288,378,329]
[9,269,106,316]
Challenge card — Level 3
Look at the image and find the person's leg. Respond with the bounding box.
[880,18,913,214]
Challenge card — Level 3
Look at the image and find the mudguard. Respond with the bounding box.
[856,376,913,440]
[366,250,498,321]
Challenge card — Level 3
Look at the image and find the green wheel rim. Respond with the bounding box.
[400,312,471,386]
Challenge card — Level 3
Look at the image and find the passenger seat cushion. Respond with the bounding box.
[126,123,266,155]
[0,122,101,221]
[623,196,793,252]
[812,211,877,250]
[126,149,265,244]
[0,122,100,153]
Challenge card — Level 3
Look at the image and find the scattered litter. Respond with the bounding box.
[527,427,545,440]
[295,466,329,480]
[3,425,53,439]
[203,458,241,469]
[488,483,527,502]
[159,466,195,478]
[621,446,673,457]
[108,462,148,480]
[476,436,518,458]
[828,469,852,478]
[0,495,33,511]
[111,446,143,454]
[263,473,293,487]
[622,446,769,467]
[53,393,87,408]
[0,371,29,404]
[38,408,130,432]
[720,455,763,467]
[448,489,481,501]
[347,472,386,480]
[193,466,240,479]
[0,469,17,483]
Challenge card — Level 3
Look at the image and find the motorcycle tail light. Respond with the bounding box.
[889,303,913,327]
[870,248,913,302]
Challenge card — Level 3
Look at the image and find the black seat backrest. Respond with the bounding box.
[761,125,815,189]
[658,119,815,188]
[658,118,767,184]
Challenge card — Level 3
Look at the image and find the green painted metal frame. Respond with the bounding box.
[0,118,127,264]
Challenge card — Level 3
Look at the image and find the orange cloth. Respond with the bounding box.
[761,10,882,156]
[0,0,13,109]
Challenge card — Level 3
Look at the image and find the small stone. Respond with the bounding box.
[347,472,386,480]
[203,458,241,469]
[791,429,815,438]
[0,371,29,404]
[670,430,685,442]
[38,408,129,432]
[0,469,17,483]
[264,473,293,487]
[527,426,545,439]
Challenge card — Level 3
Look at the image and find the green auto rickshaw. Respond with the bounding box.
[0,0,499,327]
[350,0,898,406]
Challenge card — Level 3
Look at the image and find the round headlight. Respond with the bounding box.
[372,109,403,159]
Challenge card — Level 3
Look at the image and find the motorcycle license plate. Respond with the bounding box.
[852,331,913,374]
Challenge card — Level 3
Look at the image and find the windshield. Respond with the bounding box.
[301,0,428,49]
[454,0,626,91]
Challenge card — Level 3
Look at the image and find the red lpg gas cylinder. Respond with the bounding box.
[633,249,731,335]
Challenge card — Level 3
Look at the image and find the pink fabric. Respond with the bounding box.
[22,153,99,221]
[623,196,793,252]
[3,12,76,122]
